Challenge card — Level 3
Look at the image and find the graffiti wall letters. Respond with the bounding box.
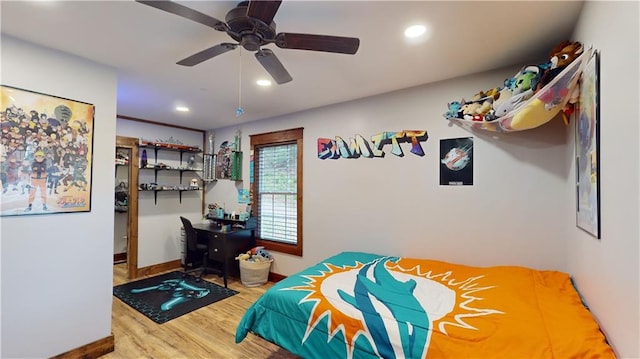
[317,130,428,160]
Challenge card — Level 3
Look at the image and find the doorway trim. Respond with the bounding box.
[116,136,140,280]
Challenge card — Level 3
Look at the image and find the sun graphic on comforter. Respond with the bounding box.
[284,257,504,359]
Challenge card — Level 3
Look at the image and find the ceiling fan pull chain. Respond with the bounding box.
[236,48,244,117]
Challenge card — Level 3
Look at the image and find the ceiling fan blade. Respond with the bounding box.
[136,0,227,31]
[255,49,292,84]
[177,43,238,66]
[275,33,360,55]
[247,0,282,26]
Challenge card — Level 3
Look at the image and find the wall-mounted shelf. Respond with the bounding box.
[139,142,202,153]
[140,143,202,173]
[139,167,202,184]
[446,48,590,133]
[139,143,204,205]
[139,188,201,204]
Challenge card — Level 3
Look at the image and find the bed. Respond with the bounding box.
[235,251,615,358]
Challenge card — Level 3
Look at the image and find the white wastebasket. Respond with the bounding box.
[239,259,273,287]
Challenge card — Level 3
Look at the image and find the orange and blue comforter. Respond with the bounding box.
[235,251,614,358]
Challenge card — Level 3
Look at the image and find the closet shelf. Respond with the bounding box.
[139,188,201,192]
[139,142,202,153]
[140,166,202,172]
[139,188,201,204]
[446,48,590,133]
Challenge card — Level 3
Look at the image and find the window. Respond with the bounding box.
[250,128,303,256]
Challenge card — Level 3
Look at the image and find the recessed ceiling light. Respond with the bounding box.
[404,25,426,38]
[256,79,272,87]
[175,106,190,112]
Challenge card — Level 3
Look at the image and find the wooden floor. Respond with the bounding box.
[103,263,299,359]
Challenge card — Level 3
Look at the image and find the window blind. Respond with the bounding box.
[256,143,297,244]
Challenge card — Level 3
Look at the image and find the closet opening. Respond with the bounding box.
[115,136,139,279]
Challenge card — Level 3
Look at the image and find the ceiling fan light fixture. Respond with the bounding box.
[137,0,359,84]
[240,34,263,51]
[404,24,426,38]
[175,106,190,112]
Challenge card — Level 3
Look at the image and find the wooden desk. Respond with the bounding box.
[191,222,256,288]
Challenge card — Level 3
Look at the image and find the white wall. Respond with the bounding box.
[208,62,572,277]
[0,36,117,357]
[116,118,204,267]
[568,2,639,357]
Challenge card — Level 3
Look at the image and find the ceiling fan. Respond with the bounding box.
[136,0,360,84]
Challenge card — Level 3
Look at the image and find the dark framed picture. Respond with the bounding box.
[575,50,600,238]
[440,137,474,186]
[216,141,233,180]
[1,85,95,216]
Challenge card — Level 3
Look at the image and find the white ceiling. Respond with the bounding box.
[1,1,584,131]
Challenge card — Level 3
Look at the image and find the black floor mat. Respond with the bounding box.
[113,271,237,324]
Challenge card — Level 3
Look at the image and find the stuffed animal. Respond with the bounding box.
[503,76,517,91]
[536,41,583,91]
[245,246,272,261]
[457,91,490,118]
[467,90,494,116]
[475,97,493,116]
[444,40,583,124]
[443,100,463,119]
[461,101,482,117]
[492,87,514,115]
[484,87,501,101]
[511,66,540,96]
[493,90,533,118]
[491,64,540,118]
[249,246,264,255]
[255,248,272,260]
[235,252,250,261]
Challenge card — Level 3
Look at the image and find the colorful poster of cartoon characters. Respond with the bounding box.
[1,85,94,216]
[575,51,600,238]
[439,137,473,186]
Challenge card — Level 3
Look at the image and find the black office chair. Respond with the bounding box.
[180,216,208,281]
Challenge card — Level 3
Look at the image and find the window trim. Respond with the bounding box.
[250,128,303,256]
